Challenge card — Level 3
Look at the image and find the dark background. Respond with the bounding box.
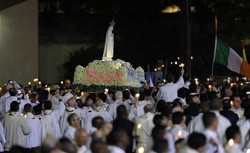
[38,0,250,80]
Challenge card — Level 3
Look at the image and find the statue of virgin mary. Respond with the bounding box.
[102,20,115,61]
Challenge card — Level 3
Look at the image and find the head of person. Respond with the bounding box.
[187,132,206,153]
[172,99,184,112]
[222,99,231,111]
[10,101,19,112]
[58,137,77,153]
[223,86,233,97]
[114,91,123,100]
[226,125,241,144]
[33,103,42,115]
[123,90,130,100]
[24,103,32,114]
[151,126,168,143]
[156,100,172,116]
[95,99,104,107]
[172,112,186,127]
[144,104,154,114]
[200,101,210,112]
[91,140,109,153]
[67,97,77,108]
[100,122,113,136]
[67,113,80,128]
[107,128,129,150]
[202,112,218,131]
[92,116,105,130]
[166,73,174,83]
[44,100,52,110]
[138,92,146,101]
[153,114,168,127]
[85,96,94,107]
[231,95,241,109]
[29,93,39,103]
[117,105,128,118]
[209,98,222,111]
[97,93,107,102]
[152,139,169,153]
[9,88,17,97]
[74,128,88,147]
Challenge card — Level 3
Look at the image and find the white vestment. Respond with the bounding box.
[188,111,231,144]
[50,95,62,110]
[62,92,73,104]
[63,125,76,141]
[81,107,98,133]
[59,107,81,134]
[41,102,65,140]
[169,124,189,142]
[0,122,6,152]
[135,112,155,147]
[95,109,113,122]
[107,99,130,119]
[225,143,243,153]
[128,100,151,120]
[157,76,184,102]
[0,92,10,118]
[102,22,114,61]
[24,112,42,148]
[203,129,225,153]
[2,112,31,150]
[2,96,17,113]
[77,145,91,153]
[232,107,244,119]
[240,119,250,148]
[108,145,125,153]
[178,146,199,153]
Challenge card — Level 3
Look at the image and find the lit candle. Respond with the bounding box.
[38,81,41,85]
[180,63,185,68]
[33,78,39,82]
[230,83,234,87]
[60,81,64,85]
[246,149,250,153]
[207,78,210,82]
[28,82,31,85]
[177,130,183,139]
[154,68,157,71]
[177,57,180,60]
[104,88,109,94]
[137,146,145,153]
[47,87,51,94]
[137,123,142,130]
[28,90,31,94]
[229,139,234,147]
[163,79,166,83]
[243,77,247,81]
[81,91,85,97]
[45,85,48,88]
[191,56,193,60]
[230,101,233,108]
[162,64,164,68]
[170,62,173,65]
[135,93,140,99]
[208,85,212,91]
[240,83,244,86]
[174,61,178,65]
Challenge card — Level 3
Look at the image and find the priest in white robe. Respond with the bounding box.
[23,104,42,149]
[2,88,18,113]
[0,122,6,152]
[64,113,80,141]
[2,101,31,151]
[157,68,185,102]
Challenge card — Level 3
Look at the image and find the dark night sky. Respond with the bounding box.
[39,0,250,79]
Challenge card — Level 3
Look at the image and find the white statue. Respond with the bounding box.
[102,20,115,61]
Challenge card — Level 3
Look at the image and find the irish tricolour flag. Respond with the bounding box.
[213,37,250,78]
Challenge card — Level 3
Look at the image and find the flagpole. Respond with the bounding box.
[211,15,218,79]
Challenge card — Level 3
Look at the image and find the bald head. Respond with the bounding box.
[75,128,88,147]
[67,97,76,107]
[115,91,123,100]
[144,104,154,113]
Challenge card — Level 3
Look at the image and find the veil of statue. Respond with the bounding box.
[102,20,115,61]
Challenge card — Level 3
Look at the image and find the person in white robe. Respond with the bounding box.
[41,100,65,140]
[239,107,250,150]
[64,113,80,141]
[231,95,244,119]
[23,104,42,148]
[134,104,155,147]
[157,68,184,102]
[50,85,62,110]
[29,93,40,107]
[188,98,231,144]
[62,89,73,104]
[224,125,243,153]
[2,88,18,113]
[74,128,91,153]
[102,20,115,61]
[202,112,225,153]
[107,91,130,119]
[2,101,31,151]
[0,122,6,152]
[60,97,81,134]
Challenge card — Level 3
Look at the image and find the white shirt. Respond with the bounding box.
[107,99,130,119]
[178,146,199,153]
[95,109,113,122]
[135,112,155,147]
[50,95,62,110]
[24,112,42,148]
[2,112,31,151]
[240,119,250,148]
[232,107,244,119]
[157,76,184,102]
[64,126,76,141]
[225,143,243,153]
[128,100,151,120]
[41,102,65,140]
[2,96,17,113]
[108,145,125,153]
[77,145,91,153]
[169,125,189,141]
[81,107,98,133]
[203,129,225,153]
[60,107,81,134]
[0,122,6,152]
[188,111,231,144]
[0,92,10,118]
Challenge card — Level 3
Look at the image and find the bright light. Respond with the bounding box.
[162,64,164,68]
[137,124,142,129]
[137,146,145,153]
[60,81,64,85]
[229,139,234,146]
[246,149,250,153]
[162,5,181,13]
[154,68,157,71]
[28,82,31,85]
[33,78,39,82]
[174,61,178,65]
[177,57,180,60]
[177,131,182,138]
[191,56,193,60]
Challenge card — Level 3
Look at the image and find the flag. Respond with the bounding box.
[212,37,250,78]
[240,41,250,78]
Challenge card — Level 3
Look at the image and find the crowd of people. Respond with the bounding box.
[0,69,250,153]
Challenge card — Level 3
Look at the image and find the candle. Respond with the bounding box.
[177,57,180,60]
[137,146,145,153]
[229,139,234,146]
[154,68,157,71]
[177,130,182,139]
[174,61,178,65]
[208,85,212,91]
[191,56,193,60]
[81,91,85,97]
[104,88,109,94]
[137,124,142,129]
[246,149,250,153]
[60,81,64,85]
[135,93,140,99]
[230,83,234,87]
[230,101,233,108]
[170,62,173,65]
[38,81,41,85]
[45,85,48,88]
[47,87,51,94]
[207,78,210,82]
[163,79,166,83]
[180,63,185,68]
[162,64,164,67]
[240,83,244,86]
[33,78,39,82]
[28,82,31,85]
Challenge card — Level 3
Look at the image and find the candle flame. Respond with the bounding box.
[137,146,145,153]
[229,139,234,146]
